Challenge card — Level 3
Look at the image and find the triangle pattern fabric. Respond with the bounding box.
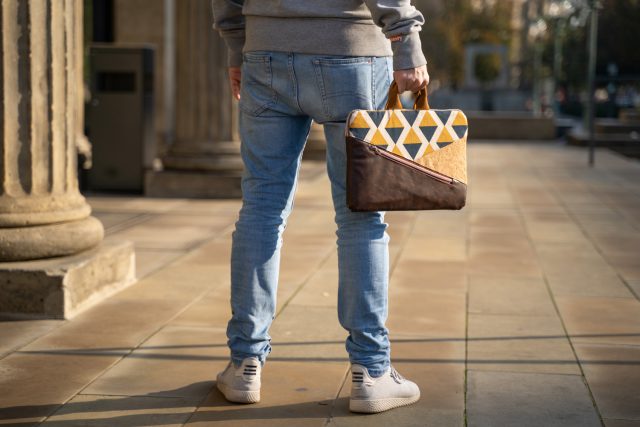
[385,127,404,143]
[435,110,452,126]
[350,127,370,141]
[403,143,422,159]
[419,126,438,142]
[350,111,369,128]
[452,125,468,139]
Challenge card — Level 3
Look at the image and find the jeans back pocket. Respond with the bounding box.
[240,52,277,116]
[313,57,374,122]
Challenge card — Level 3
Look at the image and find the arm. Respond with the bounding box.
[211,0,244,99]
[362,0,427,71]
[211,0,245,68]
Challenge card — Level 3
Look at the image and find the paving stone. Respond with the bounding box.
[468,249,543,279]
[170,287,232,328]
[387,289,466,339]
[534,242,633,297]
[469,230,533,254]
[574,344,640,420]
[42,395,198,426]
[269,306,346,362]
[92,211,146,232]
[107,221,220,251]
[555,296,640,346]
[0,319,63,358]
[86,196,186,213]
[469,209,523,232]
[401,236,467,262]
[467,313,580,375]
[187,361,345,426]
[288,268,339,308]
[0,352,121,425]
[604,420,640,427]
[603,253,640,283]
[391,261,467,294]
[83,326,228,399]
[467,276,556,316]
[132,248,186,279]
[466,370,601,427]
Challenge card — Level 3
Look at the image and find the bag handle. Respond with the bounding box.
[385,81,430,110]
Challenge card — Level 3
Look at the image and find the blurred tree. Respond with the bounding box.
[474,52,502,84]
[415,0,514,88]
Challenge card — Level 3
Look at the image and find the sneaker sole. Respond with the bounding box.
[217,381,260,404]
[349,394,420,414]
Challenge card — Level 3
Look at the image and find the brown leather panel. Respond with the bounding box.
[346,136,467,212]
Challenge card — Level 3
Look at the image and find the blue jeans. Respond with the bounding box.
[227,51,393,377]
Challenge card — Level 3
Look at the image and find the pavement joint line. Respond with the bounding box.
[511,170,607,427]
[100,212,155,234]
[465,368,584,377]
[40,284,216,425]
[35,225,241,424]
[539,154,640,302]
[325,365,350,426]
[179,240,337,423]
[463,278,470,427]
[388,211,419,278]
[464,193,471,427]
[273,243,336,320]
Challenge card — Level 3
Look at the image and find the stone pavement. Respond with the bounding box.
[1,143,639,427]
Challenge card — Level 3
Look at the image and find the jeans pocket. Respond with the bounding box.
[239,52,277,116]
[313,57,374,122]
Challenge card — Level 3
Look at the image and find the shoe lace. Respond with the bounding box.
[390,366,405,384]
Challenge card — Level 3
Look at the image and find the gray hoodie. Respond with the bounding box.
[211,0,427,71]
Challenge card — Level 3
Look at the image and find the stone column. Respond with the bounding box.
[146,0,243,198]
[0,0,135,318]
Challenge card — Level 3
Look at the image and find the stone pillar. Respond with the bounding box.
[146,0,243,198]
[0,0,135,318]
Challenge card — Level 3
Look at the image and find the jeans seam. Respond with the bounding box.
[372,58,376,108]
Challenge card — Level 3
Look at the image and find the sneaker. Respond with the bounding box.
[349,364,420,413]
[216,357,261,403]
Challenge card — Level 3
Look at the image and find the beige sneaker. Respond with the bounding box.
[349,364,420,413]
[216,357,261,403]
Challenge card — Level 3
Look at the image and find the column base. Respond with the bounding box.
[0,240,136,319]
[145,170,243,198]
[0,216,104,262]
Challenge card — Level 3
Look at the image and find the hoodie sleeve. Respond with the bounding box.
[362,0,427,71]
[211,0,245,67]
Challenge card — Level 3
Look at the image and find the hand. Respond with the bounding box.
[393,65,429,93]
[228,67,241,100]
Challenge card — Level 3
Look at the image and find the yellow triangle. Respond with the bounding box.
[371,130,387,146]
[350,112,369,128]
[386,111,404,129]
[392,145,403,156]
[419,111,438,127]
[423,144,435,155]
[452,111,467,126]
[404,128,422,144]
[438,127,455,143]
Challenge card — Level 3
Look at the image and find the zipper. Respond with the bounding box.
[367,144,455,185]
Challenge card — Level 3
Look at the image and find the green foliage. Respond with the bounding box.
[474,53,502,84]
[417,0,513,88]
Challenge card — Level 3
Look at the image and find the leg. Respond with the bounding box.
[324,121,391,377]
[227,53,312,366]
[316,56,394,377]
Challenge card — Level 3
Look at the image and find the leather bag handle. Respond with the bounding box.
[385,80,430,110]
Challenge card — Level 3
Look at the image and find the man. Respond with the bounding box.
[211,0,429,414]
